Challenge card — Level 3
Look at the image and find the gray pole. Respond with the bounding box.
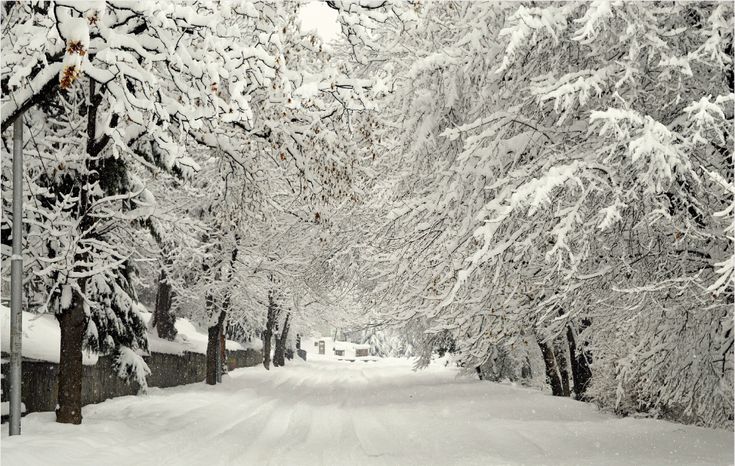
[9,116,24,436]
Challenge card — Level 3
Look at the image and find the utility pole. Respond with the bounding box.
[9,115,24,435]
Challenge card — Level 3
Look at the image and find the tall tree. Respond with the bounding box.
[1,0,291,422]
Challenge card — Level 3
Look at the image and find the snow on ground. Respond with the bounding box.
[0,305,98,365]
[2,358,732,466]
[138,311,262,355]
[0,401,25,416]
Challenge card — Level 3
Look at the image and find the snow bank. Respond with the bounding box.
[139,311,261,355]
[0,401,25,416]
[0,305,98,365]
[0,306,260,367]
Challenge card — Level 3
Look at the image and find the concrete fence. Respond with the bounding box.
[1,348,262,418]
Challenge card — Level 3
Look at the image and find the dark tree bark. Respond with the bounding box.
[537,337,565,397]
[152,269,177,341]
[554,339,571,397]
[262,293,278,370]
[56,290,87,424]
[206,309,226,385]
[219,323,226,380]
[205,243,238,384]
[273,313,290,367]
[206,325,218,385]
[567,319,593,400]
[216,245,237,381]
[273,336,281,367]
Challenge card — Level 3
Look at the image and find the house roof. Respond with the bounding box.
[333,341,351,350]
[332,341,371,351]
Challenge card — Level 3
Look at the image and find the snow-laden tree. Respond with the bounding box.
[327,0,519,367]
[442,1,733,427]
[138,4,379,379]
[338,1,733,427]
[1,0,289,423]
[2,0,731,431]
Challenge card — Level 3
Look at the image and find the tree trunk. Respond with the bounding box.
[152,269,177,341]
[262,293,278,370]
[273,335,281,368]
[56,291,87,424]
[262,329,272,370]
[56,78,95,425]
[567,320,593,400]
[206,325,218,385]
[537,337,565,397]
[273,313,290,367]
[206,311,226,385]
[218,323,226,381]
[217,245,237,380]
[554,339,571,397]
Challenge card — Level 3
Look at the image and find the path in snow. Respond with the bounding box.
[2,357,732,466]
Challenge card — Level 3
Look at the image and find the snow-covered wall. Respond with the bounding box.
[0,348,261,418]
[0,305,263,418]
[0,306,262,362]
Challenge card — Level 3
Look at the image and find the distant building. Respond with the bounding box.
[354,344,370,358]
[308,337,374,361]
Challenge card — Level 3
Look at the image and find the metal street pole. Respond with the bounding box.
[9,115,24,436]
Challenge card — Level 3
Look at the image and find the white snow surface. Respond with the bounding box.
[0,401,26,416]
[139,311,262,355]
[2,358,732,466]
[0,305,260,364]
[0,306,98,365]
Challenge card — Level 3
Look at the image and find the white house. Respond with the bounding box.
[305,337,374,361]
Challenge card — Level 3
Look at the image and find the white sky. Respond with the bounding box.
[298,1,340,43]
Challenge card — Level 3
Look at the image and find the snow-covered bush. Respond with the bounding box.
[114,346,151,394]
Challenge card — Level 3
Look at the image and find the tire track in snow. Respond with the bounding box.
[351,407,400,460]
[231,398,304,465]
[3,359,733,466]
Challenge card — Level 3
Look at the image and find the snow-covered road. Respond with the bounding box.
[2,358,732,466]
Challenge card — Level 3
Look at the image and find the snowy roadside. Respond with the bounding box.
[0,305,98,365]
[139,310,262,356]
[0,305,262,363]
[2,358,732,466]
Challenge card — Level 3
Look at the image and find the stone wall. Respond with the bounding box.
[225,348,261,371]
[1,348,262,417]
